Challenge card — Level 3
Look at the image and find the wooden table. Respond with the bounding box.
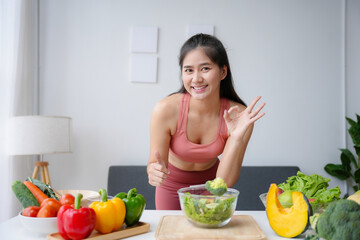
[0,210,307,240]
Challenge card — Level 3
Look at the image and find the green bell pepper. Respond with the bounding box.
[115,188,146,226]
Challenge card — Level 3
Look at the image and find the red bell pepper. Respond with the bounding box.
[57,193,96,240]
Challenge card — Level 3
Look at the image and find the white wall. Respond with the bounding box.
[345,0,360,194]
[39,0,353,195]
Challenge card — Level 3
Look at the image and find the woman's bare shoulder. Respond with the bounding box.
[151,93,182,134]
[152,93,182,118]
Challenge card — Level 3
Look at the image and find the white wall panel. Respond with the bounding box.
[39,0,347,194]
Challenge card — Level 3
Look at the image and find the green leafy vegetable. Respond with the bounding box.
[278,171,341,204]
[182,193,235,225]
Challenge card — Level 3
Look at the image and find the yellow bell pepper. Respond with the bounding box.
[89,188,126,234]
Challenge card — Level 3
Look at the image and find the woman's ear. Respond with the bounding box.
[220,66,227,80]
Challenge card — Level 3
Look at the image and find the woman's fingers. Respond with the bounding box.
[250,102,266,119]
[223,96,265,139]
[226,96,265,120]
[148,151,169,186]
[247,96,262,113]
[155,151,170,174]
[225,105,241,118]
[148,163,167,186]
[152,162,169,174]
[149,171,166,186]
[251,111,265,123]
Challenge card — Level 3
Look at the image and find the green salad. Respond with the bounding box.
[181,192,235,225]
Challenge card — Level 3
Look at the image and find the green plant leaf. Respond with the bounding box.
[354,144,360,161]
[354,168,360,184]
[324,163,350,180]
[347,119,360,145]
[346,116,357,127]
[340,148,356,170]
[340,149,352,172]
[324,114,360,195]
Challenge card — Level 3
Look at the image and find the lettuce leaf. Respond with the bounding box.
[278,171,341,203]
[312,186,341,203]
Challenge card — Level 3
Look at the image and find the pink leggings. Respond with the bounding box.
[155,160,219,210]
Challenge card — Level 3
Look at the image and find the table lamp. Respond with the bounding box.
[7,115,72,185]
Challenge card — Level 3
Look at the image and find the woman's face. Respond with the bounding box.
[182,48,227,100]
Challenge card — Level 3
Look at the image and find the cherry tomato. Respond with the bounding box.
[22,206,40,217]
[59,194,75,206]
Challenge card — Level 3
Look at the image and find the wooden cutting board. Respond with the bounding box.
[155,215,266,240]
[47,222,150,240]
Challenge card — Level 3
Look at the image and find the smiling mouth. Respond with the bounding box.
[192,85,207,90]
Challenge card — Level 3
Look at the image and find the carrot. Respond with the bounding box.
[23,181,48,205]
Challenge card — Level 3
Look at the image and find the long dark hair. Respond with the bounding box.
[174,33,246,106]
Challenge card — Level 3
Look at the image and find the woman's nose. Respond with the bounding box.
[192,72,203,82]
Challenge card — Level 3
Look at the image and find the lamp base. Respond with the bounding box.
[32,161,51,185]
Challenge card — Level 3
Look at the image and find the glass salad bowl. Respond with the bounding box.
[178,185,239,228]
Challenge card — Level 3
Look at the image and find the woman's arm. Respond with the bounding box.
[217,96,265,187]
[147,96,178,186]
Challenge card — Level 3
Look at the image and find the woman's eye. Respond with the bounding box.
[202,67,210,71]
[184,69,192,73]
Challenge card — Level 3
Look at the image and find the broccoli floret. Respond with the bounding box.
[316,199,360,240]
[205,177,228,196]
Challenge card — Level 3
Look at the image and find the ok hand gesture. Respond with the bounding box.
[223,96,265,141]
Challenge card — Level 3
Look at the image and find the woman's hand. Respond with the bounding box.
[147,151,170,187]
[224,96,265,141]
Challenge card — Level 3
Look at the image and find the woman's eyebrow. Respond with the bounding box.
[183,62,212,68]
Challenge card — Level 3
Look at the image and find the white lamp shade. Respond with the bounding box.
[7,116,72,155]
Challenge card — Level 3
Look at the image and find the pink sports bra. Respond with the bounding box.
[169,93,230,163]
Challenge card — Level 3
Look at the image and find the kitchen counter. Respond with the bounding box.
[0,210,307,239]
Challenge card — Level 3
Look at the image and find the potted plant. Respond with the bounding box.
[324,114,360,196]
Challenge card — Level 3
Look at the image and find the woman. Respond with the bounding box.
[147,34,265,210]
